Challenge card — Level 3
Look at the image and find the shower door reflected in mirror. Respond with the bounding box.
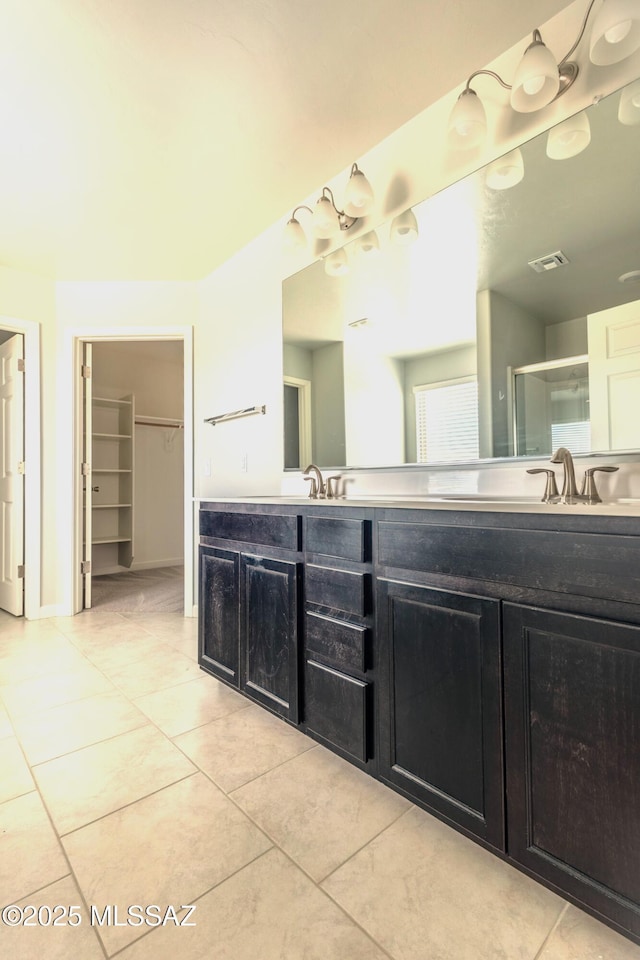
[513,356,590,457]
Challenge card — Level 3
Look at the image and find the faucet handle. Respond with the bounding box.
[580,465,619,504]
[303,476,318,500]
[527,468,560,503]
[326,475,342,499]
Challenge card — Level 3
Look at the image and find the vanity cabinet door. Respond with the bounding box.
[377,579,504,850]
[198,546,240,686]
[503,603,640,942]
[241,554,301,723]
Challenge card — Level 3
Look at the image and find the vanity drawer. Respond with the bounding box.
[304,660,369,763]
[305,565,369,616]
[199,511,300,550]
[305,516,368,562]
[305,611,368,673]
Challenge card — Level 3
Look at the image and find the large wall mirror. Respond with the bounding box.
[283,76,640,470]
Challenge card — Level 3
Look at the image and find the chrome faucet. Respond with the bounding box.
[303,463,326,499]
[550,447,582,503]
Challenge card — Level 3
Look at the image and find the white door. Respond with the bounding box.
[588,300,640,451]
[82,343,93,608]
[0,334,25,616]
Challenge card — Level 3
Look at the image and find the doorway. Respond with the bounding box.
[72,329,193,617]
[0,318,40,620]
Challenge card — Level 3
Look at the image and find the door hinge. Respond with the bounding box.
[81,365,91,379]
[17,564,25,578]
[17,461,25,475]
[81,560,91,574]
[18,358,25,373]
[82,462,90,476]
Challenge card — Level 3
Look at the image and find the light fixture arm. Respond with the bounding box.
[291,204,313,220]
[319,186,357,231]
[464,68,512,93]
[558,0,598,66]
[460,0,609,112]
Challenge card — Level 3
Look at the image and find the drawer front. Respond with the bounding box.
[305,565,369,616]
[377,520,640,605]
[305,611,367,673]
[305,516,367,562]
[305,660,369,763]
[199,510,299,550]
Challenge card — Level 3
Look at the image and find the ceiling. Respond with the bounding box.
[1,0,570,281]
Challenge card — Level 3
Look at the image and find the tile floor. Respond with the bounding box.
[1,609,639,959]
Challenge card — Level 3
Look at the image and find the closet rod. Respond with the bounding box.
[135,417,183,429]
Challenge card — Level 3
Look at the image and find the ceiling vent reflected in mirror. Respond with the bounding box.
[528,251,571,273]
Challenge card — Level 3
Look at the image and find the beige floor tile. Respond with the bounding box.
[0,700,13,738]
[68,629,164,674]
[322,806,566,960]
[63,772,272,954]
[0,736,35,802]
[117,848,390,960]
[0,792,69,904]
[124,612,197,641]
[0,632,88,686]
[34,723,196,833]
[175,703,314,792]
[538,905,640,959]
[1,875,105,960]
[232,745,410,881]
[1,663,115,720]
[134,674,249,737]
[12,690,149,765]
[53,610,132,634]
[106,645,202,698]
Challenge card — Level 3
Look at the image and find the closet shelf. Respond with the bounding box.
[92,536,133,545]
[93,432,132,440]
[92,468,132,474]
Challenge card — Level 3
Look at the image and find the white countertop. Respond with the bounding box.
[196,495,640,517]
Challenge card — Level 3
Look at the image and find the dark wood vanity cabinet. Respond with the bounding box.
[198,501,640,945]
[301,513,374,767]
[198,509,301,722]
[199,545,240,685]
[377,579,504,849]
[503,603,640,940]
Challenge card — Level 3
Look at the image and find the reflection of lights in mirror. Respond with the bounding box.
[354,231,381,256]
[389,208,419,245]
[324,248,349,277]
[282,77,640,471]
[618,77,640,122]
[485,148,524,189]
[448,0,640,148]
[546,111,591,158]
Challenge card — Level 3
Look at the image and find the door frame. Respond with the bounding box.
[0,316,40,620]
[66,326,194,616]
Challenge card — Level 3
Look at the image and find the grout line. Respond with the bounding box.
[532,902,570,960]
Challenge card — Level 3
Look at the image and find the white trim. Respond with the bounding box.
[0,315,41,620]
[64,326,194,618]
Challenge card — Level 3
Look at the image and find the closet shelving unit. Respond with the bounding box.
[89,394,135,573]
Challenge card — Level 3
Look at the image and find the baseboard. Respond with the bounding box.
[92,559,185,576]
